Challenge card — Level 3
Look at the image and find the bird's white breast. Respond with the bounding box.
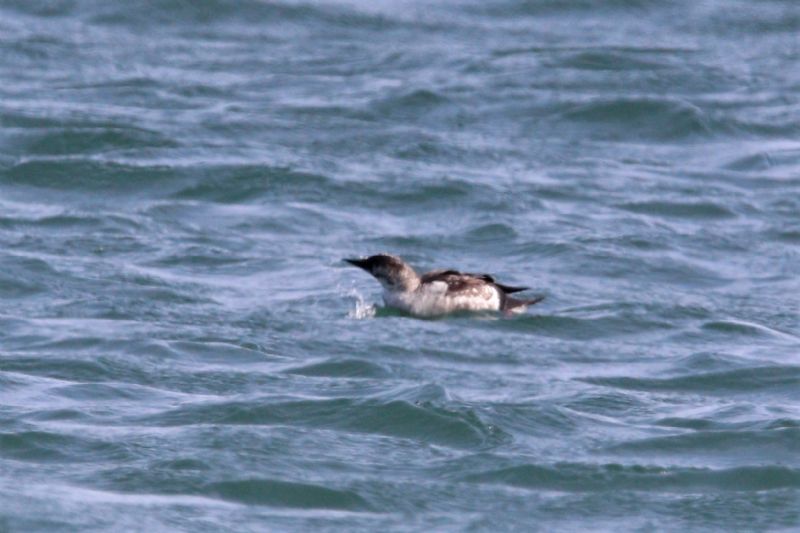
[383,283,501,317]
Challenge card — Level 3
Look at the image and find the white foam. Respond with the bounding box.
[345,287,376,320]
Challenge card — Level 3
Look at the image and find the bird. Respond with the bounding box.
[344,253,543,317]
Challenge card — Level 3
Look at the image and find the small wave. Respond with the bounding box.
[50,382,156,402]
[556,50,671,71]
[463,462,800,492]
[76,0,405,33]
[672,352,749,374]
[1,159,181,194]
[703,4,800,35]
[0,255,60,298]
[702,320,799,341]
[166,340,272,364]
[487,403,581,435]
[581,365,800,393]
[1,0,75,17]
[283,358,390,379]
[0,212,143,233]
[463,223,518,241]
[0,430,131,463]
[564,391,646,417]
[723,148,800,174]
[2,355,130,386]
[369,89,451,121]
[563,251,729,287]
[171,165,330,204]
[607,428,800,460]
[147,251,249,269]
[205,478,369,510]
[378,179,477,206]
[724,152,774,172]
[556,97,716,141]
[655,416,799,432]
[618,200,736,220]
[18,127,176,156]
[493,313,672,340]
[769,229,800,244]
[143,396,507,449]
[475,0,666,17]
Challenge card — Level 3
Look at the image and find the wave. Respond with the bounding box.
[204,478,369,510]
[464,462,800,492]
[555,49,675,71]
[1,159,182,194]
[617,200,736,220]
[368,89,453,122]
[555,97,716,141]
[15,127,177,156]
[283,358,390,379]
[171,166,331,204]
[0,430,132,463]
[581,365,800,393]
[0,254,61,298]
[492,312,673,340]
[607,428,800,461]
[142,396,508,449]
[5,0,407,32]
[0,159,342,208]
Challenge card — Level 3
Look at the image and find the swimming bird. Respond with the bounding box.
[345,253,544,317]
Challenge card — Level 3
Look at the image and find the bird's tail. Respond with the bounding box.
[502,295,545,313]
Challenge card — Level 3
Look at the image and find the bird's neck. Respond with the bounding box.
[386,267,420,293]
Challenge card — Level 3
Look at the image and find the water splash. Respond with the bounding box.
[346,287,376,320]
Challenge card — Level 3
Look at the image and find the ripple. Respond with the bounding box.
[618,200,736,220]
[607,428,800,461]
[701,320,799,341]
[494,313,672,340]
[1,159,181,195]
[85,0,402,31]
[564,391,646,417]
[556,97,715,140]
[723,148,800,174]
[0,212,143,232]
[205,479,370,510]
[171,166,330,204]
[143,397,507,449]
[464,463,800,492]
[581,366,800,393]
[369,89,452,121]
[283,359,390,379]
[19,127,177,156]
[0,255,59,297]
[166,340,274,364]
[487,403,580,435]
[0,430,131,463]
[50,382,167,403]
[463,223,518,241]
[556,50,671,71]
[767,229,800,244]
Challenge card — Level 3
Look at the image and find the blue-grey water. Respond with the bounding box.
[1,1,799,531]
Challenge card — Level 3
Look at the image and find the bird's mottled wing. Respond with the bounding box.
[421,269,528,295]
[421,270,494,297]
[419,269,459,283]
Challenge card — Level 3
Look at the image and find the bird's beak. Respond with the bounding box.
[344,257,370,270]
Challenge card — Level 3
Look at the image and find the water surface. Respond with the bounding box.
[1,0,799,531]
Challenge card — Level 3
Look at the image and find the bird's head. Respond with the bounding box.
[345,253,419,292]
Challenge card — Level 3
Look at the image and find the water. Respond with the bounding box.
[1,0,799,531]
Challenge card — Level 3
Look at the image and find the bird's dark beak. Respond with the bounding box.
[344,257,370,270]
